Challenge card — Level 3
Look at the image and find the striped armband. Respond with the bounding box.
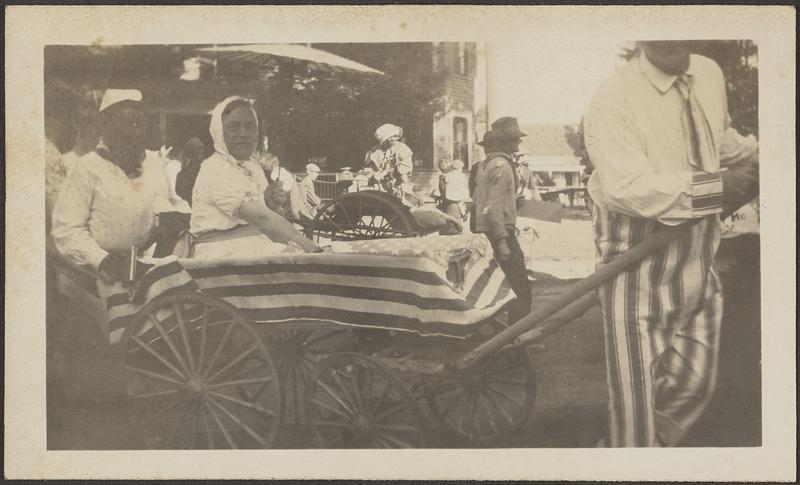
[691,171,724,216]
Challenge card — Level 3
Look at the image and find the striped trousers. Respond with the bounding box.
[594,209,723,447]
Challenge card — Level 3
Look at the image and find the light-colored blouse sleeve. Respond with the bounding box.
[51,161,109,269]
[202,162,264,220]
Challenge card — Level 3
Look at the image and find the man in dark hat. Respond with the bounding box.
[470,116,531,323]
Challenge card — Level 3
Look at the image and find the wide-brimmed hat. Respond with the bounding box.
[477,129,501,146]
[489,116,527,141]
[375,124,403,144]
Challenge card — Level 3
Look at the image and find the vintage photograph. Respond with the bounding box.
[5,4,795,481]
[44,39,762,450]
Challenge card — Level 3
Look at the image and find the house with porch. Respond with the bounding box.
[517,123,585,188]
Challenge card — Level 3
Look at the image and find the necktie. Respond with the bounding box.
[675,75,715,170]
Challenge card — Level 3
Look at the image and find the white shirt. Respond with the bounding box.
[51,151,183,269]
[584,53,757,225]
[444,169,470,202]
[190,154,269,235]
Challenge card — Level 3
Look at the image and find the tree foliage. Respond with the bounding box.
[250,43,447,171]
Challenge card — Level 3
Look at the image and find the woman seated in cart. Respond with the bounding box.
[188,96,321,259]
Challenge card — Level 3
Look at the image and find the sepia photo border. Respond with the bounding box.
[5,5,796,480]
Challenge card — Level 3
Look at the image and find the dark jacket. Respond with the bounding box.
[175,161,202,205]
[470,152,518,239]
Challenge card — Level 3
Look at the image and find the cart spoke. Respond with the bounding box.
[188,400,199,449]
[484,357,521,375]
[370,201,386,222]
[486,384,525,409]
[164,400,194,448]
[370,379,393,415]
[290,366,302,422]
[201,322,236,380]
[363,367,374,409]
[484,387,516,428]
[375,423,420,434]
[490,377,528,387]
[232,356,272,381]
[207,376,274,389]
[207,397,269,447]
[477,394,500,436]
[338,202,355,230]
[321,212,347,235]
[426,382,462,398]
[197,309,209,375]
[206,343,259,384]
[205,401,237,449]
[312,419,351,427]
[148,313,191,377]
[311,397,352,421]
[321,433,344,448]
[201,404,215,449]
[438,388,468,419]
[317,379,356,415]
[208,390,277,418]
[373,435,392,449]
[329,368,359,411]
[174,303,197,375]
[471,391,482,437]
[457,394,471,435]
[130,388,180,400]
[139,395,182,430]
[374,401,407,423]
[127,339,186,380]
[376,431,414,449]
[347,367,364,410]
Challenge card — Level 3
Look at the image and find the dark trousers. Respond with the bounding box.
[489,229,532,323]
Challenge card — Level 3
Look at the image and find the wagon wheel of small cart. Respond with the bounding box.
[306,352,428,448]
[120,293,283,449]
[423,346,537,446]
[305,190,418,243]
[265,327,352,425]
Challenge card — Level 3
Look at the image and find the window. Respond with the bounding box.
[453,116,469,166]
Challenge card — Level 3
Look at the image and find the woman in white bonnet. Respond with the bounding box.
[189,96,320,258]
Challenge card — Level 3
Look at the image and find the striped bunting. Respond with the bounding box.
[101,238,513,344]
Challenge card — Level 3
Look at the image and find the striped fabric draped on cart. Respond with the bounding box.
[100,234,514,345]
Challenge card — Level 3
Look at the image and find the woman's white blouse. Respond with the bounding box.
[190,155,269,235]
[51,151,181,269]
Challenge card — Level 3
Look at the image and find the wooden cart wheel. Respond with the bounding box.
[424,346,537,446]
[306,352,428,448]
[305,190,418,243]
[267,328,349,425]
[121,293,283,449]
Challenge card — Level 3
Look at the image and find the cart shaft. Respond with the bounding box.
[454,219,700,371]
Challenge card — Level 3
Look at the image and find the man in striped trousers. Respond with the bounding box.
[584,41,759,446]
